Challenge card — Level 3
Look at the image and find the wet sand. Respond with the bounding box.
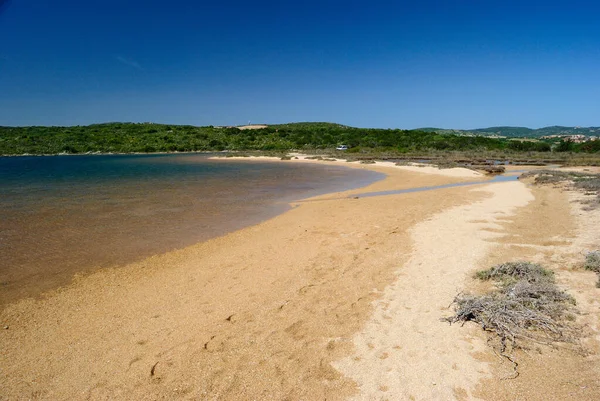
[1,159,599,400]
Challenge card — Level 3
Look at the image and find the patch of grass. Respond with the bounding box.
[446,261,576,366]
[359,160,376,164]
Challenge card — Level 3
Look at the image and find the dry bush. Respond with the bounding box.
[435,160,459,169]
[481,165,506,174]
[584,251,600,273]
[584,251,600,288]
[394,160,411,166]
[575,177,600,194]
[474,261,553,283]
[581,197,600,211]
[521,170,576,184]
[446,262,577,360]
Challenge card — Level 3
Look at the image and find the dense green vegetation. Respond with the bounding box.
[0,122,599,155]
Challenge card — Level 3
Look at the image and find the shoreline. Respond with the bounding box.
[0,158,481,310]
[1,160,599,399]
[0,161,487,399]
[2,149,595,167]
[209,153,486,179]
[0,156,385,307]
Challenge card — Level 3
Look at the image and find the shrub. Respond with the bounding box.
[583,251,600,287]
[435,160,459,169]
[474,261,554,283]
[584,251,600,273]
[481,165,506,174]
[446,261,576,361]
[521,170,575,184]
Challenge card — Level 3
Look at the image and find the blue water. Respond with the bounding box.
[0,154,384,304]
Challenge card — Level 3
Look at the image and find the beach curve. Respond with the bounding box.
[3,159,597,400]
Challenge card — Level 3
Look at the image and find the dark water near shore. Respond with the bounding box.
[0,154,383,305]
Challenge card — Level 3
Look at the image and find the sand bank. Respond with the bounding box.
[334,181,534,400]
[1,160,599,400]
[213,153,484,179]
[479,178,600,400]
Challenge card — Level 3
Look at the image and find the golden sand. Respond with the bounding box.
[1,160,599,400]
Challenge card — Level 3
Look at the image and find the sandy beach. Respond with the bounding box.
[1,159,599,400]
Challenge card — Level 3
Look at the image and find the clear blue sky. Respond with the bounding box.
[1,0,598,129]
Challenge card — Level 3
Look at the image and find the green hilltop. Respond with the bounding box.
[1,121,599,155]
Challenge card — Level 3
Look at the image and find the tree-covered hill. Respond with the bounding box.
[533,126,600,136]
[0,122,598,155]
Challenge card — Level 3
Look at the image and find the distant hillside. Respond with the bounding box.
[421,126,600,138]
[276,123,600,138]
[532,126,600,136]
[416,128,465,135]
[469,126,534,137]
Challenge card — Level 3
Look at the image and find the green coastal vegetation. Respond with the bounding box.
[1,122,600,156]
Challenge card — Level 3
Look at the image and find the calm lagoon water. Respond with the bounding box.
[0,154,383,305]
